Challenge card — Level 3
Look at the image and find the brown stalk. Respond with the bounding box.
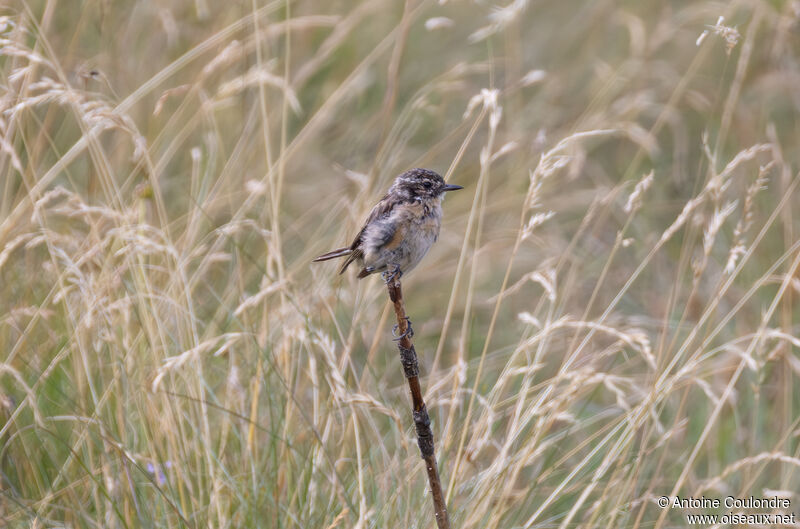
[386,277,451,529]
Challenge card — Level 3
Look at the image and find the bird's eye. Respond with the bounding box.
[423,181,432,188]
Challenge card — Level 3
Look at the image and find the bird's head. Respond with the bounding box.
[390,168,463,200]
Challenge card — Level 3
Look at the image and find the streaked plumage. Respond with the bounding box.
[313,168,463,278]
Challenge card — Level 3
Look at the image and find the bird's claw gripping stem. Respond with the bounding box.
[382,265,403,284]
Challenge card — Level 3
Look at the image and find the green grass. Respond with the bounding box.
[2,1,800,528]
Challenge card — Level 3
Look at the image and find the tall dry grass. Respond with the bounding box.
[1,1,800,528]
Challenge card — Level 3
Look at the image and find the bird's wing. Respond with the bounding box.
[338,193,396,274]
[348,193,395,250]
[338,250,361,274]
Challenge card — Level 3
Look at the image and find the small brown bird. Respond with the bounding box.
[313,168,463,279]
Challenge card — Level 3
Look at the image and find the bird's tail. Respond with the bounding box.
[312,247,351,262]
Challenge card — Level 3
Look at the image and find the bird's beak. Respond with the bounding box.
[442,183,464,192]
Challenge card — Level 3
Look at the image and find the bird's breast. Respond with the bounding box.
[361,198,443,273]
[404,199,442,237]
[403,200,442,263]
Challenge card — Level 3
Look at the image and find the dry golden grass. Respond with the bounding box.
[2,1,800,528]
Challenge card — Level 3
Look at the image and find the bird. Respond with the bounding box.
[313,168,463,280]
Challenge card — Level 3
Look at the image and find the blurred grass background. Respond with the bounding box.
[2,0,800,527]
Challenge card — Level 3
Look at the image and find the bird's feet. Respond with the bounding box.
[381,265,403,284]
[392,316,414,341]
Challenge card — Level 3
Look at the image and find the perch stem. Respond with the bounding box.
[386,277,451,529]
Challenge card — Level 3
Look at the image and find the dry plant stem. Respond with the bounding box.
[386,278,451,529]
